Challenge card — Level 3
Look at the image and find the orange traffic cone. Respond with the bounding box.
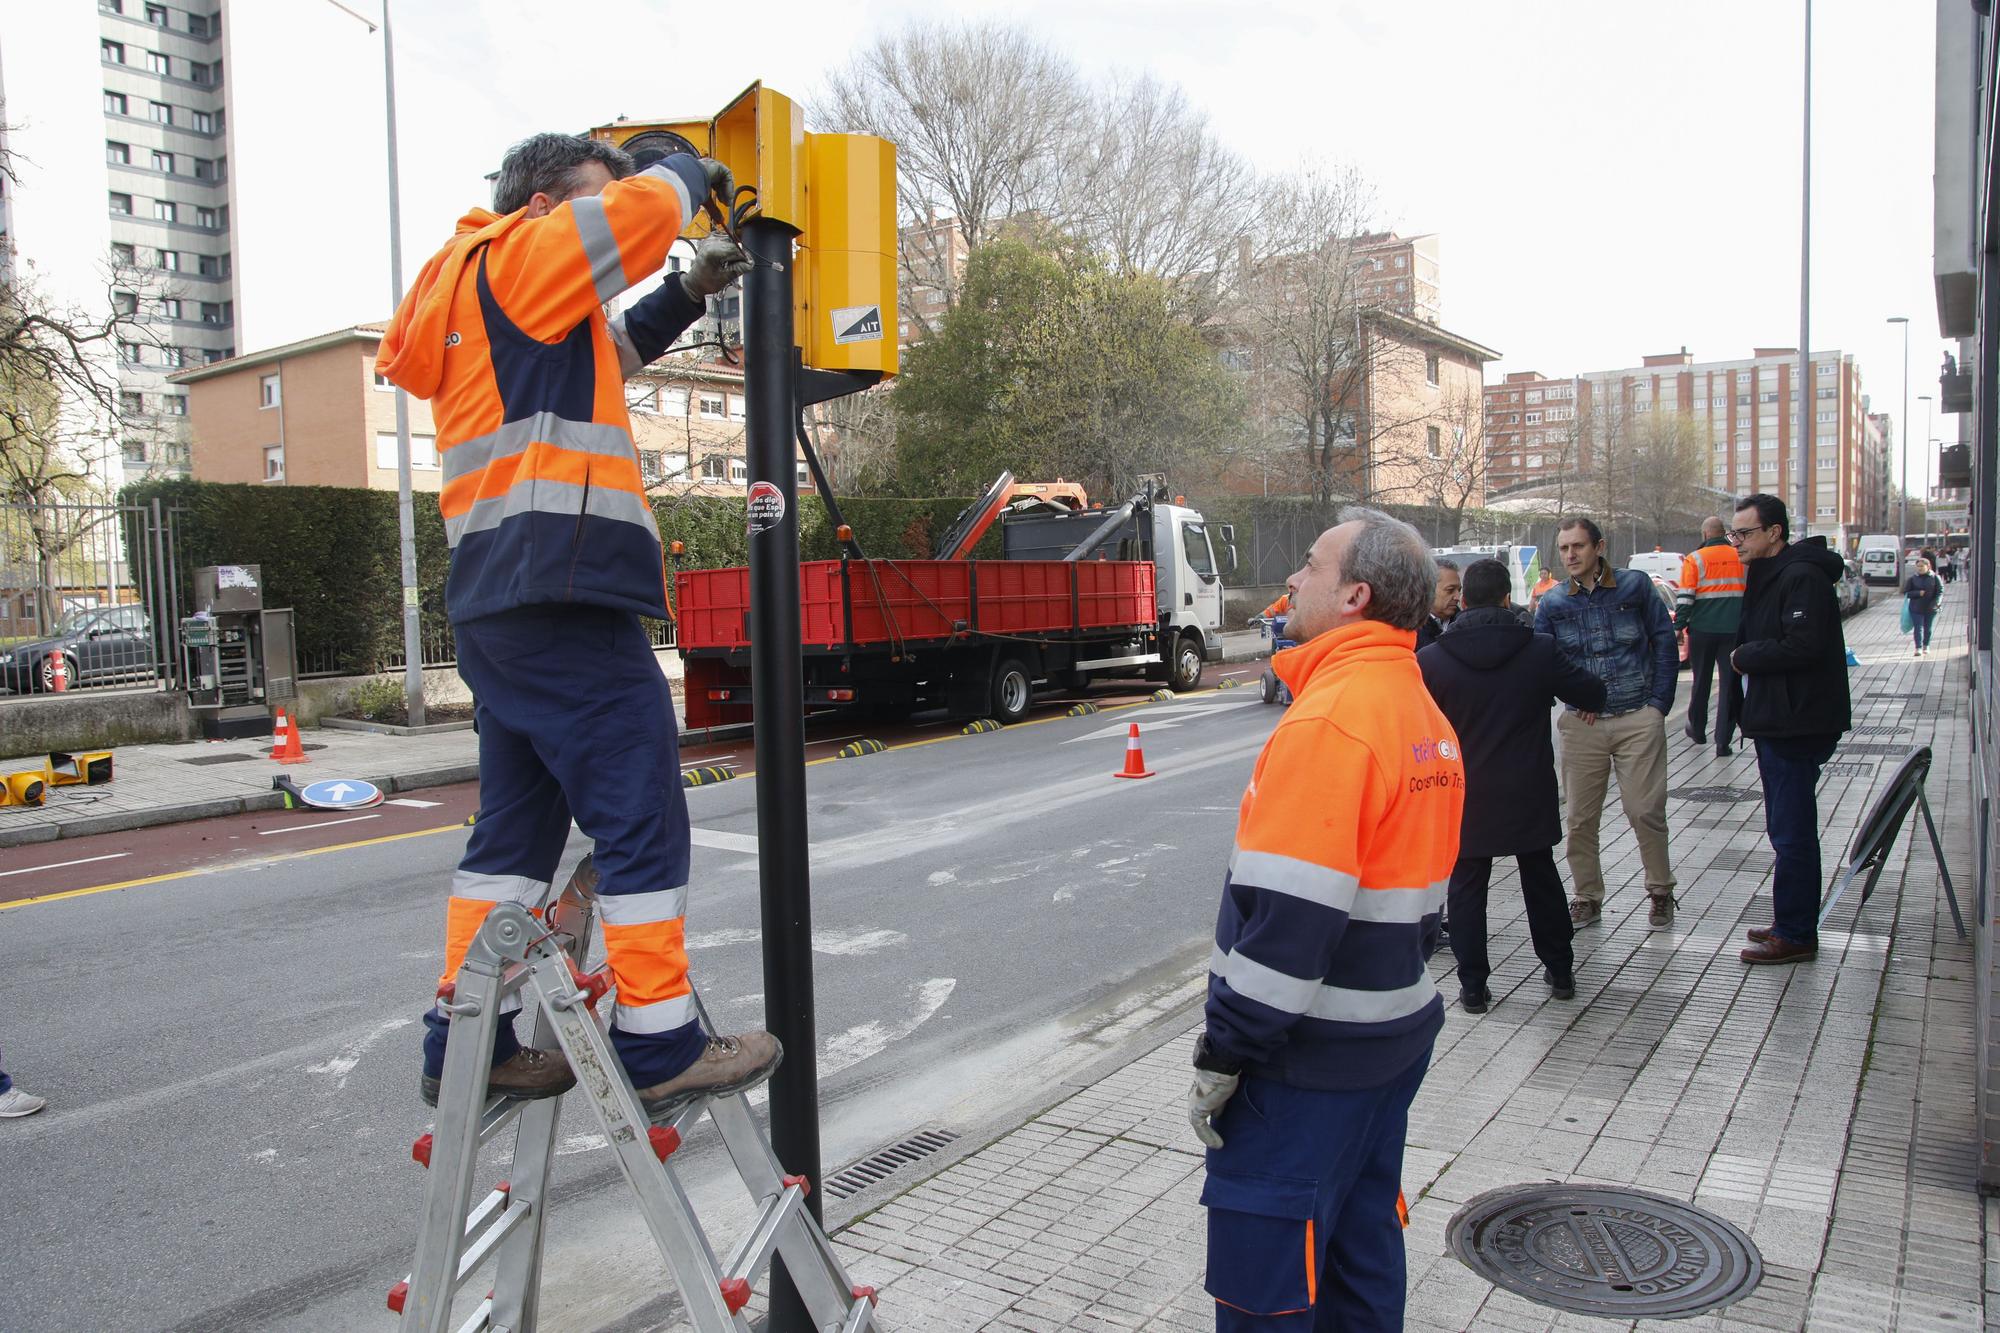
[1113,721,1155,779]
[271,709,309,765]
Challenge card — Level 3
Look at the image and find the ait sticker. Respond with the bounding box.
[746,479,785,536]
[832,304,884,345]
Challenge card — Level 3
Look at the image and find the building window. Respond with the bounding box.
[122,439,148,465]
[200,301,228,324]
[729,394,747,421]
[1524,389,1542,404]
[153,199,176,222]
[375,433,440,469]
[152,150,175,174]
[189,61,213,86]
[197,252,227,276]
[105,91,128,115]
[158,297,182,320]
[1426,426,1441,458]
[374,372,395,391]
[147,50,171,75]
[196,206,218,228]
[150,101,173,125]
[112,242,136,265]
[193,158,214,180]
[187,12,209,35]
[107,141,131,165]
[161,346,186,367]
[1425,353,1440,386]
[700,454,727,480]
[158,248,180,270]
[1816,504,1835,517]
[113,290,138,316]
[1818,362,1835,375]
[629,386,657,414]
[120,391,145,416]
[698,394,726,419]
[729,457,748,483]
[110,192,134,215]
[660,386,688,416]
[163,394,186,416]
[192,110,216,134]
[1817,410,1836,423]
[1524,411,1541,425]
[797,462,813,487]
[1395,279,1407,293]
[1394,255,1407,269]
[1371,258,1384,271]
[102,39,126,63]
[263,445,284,481]
[260,374,280,408]
[146,2,167,23]
[120,341,143,365]
[203,347,228,364]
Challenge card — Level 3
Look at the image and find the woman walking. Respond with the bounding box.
[1905,557,1943,657]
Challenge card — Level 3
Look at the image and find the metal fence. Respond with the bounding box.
[290,613,675,678]
[0,498,185,695]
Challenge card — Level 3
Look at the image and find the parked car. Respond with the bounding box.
[1838,558,1871,617]
[1645,575,1692,670]
[0,604,156,694]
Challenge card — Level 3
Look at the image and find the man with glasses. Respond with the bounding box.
[1727,494,1851,965]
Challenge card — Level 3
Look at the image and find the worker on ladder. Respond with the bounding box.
[378,132,780,1116]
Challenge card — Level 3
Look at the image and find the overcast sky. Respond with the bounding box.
[226,0,1951,488]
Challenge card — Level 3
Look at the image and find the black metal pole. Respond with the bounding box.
[741,215,820,1331]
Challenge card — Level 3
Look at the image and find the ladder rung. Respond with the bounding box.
[456,1200,532,1282]
[385,1185,514,1312]
[722,1182,805,1289]
[453,1295,494,1333]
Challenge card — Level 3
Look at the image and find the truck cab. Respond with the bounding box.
[1153,502,1230,668]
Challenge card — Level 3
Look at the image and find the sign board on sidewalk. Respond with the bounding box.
[297,779,384,810]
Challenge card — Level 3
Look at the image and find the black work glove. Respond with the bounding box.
[681,234,753,300]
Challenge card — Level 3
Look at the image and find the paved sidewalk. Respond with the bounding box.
[813,595,1987,1331]
[0,724,479,847]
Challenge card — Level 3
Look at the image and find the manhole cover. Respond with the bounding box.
[180,753,258,766]
[1667,785,1759,804]
[1448,1184,1762,1318]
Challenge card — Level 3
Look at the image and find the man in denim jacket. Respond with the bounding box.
[1534,516,1681,930]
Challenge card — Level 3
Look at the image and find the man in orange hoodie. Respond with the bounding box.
[379,133,778,1118]
[1190,507,1464,1330]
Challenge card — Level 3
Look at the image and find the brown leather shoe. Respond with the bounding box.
[1568,898,1601,927]
[420,1046,576,1106]
[1746,924,1777,944]
[1740,936,1817,965]
[636,1031,783,1121]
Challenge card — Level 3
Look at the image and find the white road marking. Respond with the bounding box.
[303,1016,414,1089]
[385,797,442,808]
[0,852,130,879]
[690,827,760,855]
[1061,697,1261,744]
[258,814,381,836]
[821,977,956,1077]
[686,926,907,956]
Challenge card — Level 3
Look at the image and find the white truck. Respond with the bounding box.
[1858,533,1901,586]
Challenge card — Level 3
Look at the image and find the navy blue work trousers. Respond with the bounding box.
[423,605,704,1086]
[1202,1051,1429,1331]
[1754,734,1840,949]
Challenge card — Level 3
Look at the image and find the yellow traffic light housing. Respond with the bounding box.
[589,83,897,381]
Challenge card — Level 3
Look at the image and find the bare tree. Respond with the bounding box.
[1628,408,1718,546]
[1381,382,1487,543]
[1056,74,1253,324]
[818,21,1087,327]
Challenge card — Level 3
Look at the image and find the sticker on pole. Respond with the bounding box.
[831,305,883,345]
[746,480,786,537]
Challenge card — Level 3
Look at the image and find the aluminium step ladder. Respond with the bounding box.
[391,860,883,1332]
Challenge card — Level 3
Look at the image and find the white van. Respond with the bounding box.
[1626,551,1686,587]
[1858,534,1900,585]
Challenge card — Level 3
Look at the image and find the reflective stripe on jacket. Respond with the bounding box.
[1204,619,1464,1090]
[1675,540,1745,634]
[376,155,708,624]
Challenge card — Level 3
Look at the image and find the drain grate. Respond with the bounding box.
[1821,761,1875,777]
[1840,742,1919,755]
[1667,785,1759,804]
[1449,1184,1762,1318]
[1847,724,1911,736]
[1864,691,1929,699]
[179,753,259,765]
[823,1129,959,1200]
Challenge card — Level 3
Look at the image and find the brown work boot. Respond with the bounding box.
[1568,898,1601,927]
[1746,924,1777,944]
[420,1046,576,1107]
[1648,894,1677,929]
[636,1031,783,1121]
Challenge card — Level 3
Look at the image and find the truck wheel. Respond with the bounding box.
[990,657,1033,724]
[1167,635,1203,692]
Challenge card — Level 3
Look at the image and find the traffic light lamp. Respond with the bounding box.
[591,83,897,382]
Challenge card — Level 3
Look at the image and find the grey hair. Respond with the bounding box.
[1335,506,1436,631]
[493,133,633,215]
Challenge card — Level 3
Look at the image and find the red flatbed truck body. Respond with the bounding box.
[675,556,1157,729]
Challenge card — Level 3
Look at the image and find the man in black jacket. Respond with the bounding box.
[1416,558,1462,650]
[1728,493,1852,965]
[1419,560,1607,1011]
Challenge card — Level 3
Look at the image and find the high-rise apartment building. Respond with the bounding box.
[1352,232,1442,324]
[1,0,235,480]
[1485,346,1892,540]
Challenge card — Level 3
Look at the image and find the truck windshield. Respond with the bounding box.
[1180,522,1215,577]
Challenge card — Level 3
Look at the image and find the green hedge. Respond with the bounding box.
[121,480,993,676]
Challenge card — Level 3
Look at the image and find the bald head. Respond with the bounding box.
[1702,516,1726,541]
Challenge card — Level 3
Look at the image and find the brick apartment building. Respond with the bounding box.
[1351,232,1442,324]
[1485,346,1893,540]
[170,324,802,496]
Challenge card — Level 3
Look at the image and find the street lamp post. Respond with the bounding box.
[1796,0,1813,531]
[328,0,425,726]
[1889,316,1909,549]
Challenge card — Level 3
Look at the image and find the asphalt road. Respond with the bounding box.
[0,674,1278,1332]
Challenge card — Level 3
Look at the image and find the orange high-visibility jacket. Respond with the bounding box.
[1261,593,1291,619]
[376,155,709,624]
[1676,539,1745,634]
[1206,619,1464,1088]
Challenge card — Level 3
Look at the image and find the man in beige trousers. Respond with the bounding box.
[1533,517,1681,929]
